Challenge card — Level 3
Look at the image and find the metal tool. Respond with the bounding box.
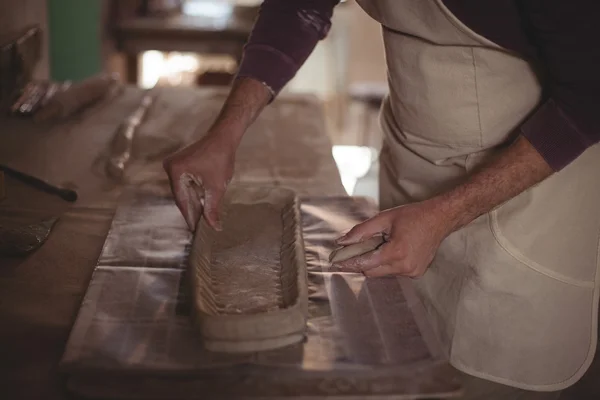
[0,165,77,202]
[0,217,58,256]
[106,93,154,180]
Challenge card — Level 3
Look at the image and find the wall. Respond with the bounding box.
[287,1,387,95]
[346,2,386,84]
[0,0,50,79]
[286,1,387,140]
[47,0,102,81]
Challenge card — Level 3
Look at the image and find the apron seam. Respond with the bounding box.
[470,48,484,148]
[433,0,531,61]
[433,0,504,51]
[489,211,595,289]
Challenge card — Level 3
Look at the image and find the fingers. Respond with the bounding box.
[174,173,204,231]
[333,243,419,278]
[364,264,396,277]
[334,243,391,272]
[163,140,232,232]
[165,165,226,232]
[167,172,191,230]
[202,188,224,231]
[336,215,389,246]
[364,263,422,278]
[164,159,195,230]
[329,236,385,263]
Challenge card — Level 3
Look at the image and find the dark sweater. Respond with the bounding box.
[237,0,600,171]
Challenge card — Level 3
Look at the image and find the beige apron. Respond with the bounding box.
[355,0,600,391]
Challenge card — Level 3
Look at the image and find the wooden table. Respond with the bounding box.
[115,6,256,84]
[0,86,460,399]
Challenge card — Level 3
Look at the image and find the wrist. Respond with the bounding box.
[423,193,470,235]
[207,77,271,147]
[209,119,245,144]
[203,125,242,155]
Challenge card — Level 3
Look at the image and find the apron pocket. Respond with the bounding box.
[450,216,598,389]
[489,147,600,285]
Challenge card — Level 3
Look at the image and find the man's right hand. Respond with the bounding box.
[163,78,273,232]
[163,129,236,232]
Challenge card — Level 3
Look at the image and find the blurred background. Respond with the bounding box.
[1,0,388,202]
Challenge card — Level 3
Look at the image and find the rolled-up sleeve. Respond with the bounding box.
[519,0,600,170]
[236,0,339,96]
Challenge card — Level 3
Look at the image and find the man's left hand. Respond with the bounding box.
[333,200,455,278]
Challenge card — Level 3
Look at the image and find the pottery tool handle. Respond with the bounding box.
[0,165,78,202]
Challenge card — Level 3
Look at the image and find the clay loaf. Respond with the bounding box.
[189,186,308,353]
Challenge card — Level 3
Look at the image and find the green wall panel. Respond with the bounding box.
[48,0,102,81]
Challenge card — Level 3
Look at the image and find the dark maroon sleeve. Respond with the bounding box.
[236,0,339,96]
[517,0,600,170]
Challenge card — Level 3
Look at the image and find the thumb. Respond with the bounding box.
[173,173,204,231]
[336,215,389,245]
[202,188,224,231]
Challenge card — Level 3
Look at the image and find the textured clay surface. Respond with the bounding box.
[210,203,284,314]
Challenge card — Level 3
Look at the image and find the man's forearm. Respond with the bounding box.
[209,78,272,147]
[217,0,337,146]
[237,0,338,96]
[432,136,554,232]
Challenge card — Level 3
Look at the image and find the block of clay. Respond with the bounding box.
[329,236,386,264]
[189,186,308,353]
